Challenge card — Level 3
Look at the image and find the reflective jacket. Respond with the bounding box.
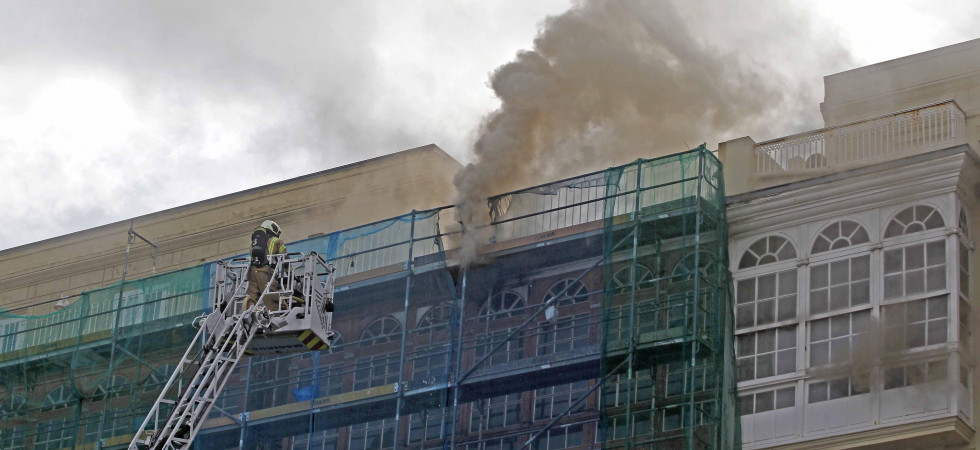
[250,227,287,267]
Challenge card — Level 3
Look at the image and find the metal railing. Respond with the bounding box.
[755,100,966,175]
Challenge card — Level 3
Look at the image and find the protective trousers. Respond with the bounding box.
[244,265,280,311]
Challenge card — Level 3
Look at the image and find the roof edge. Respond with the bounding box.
[1,144,460,256]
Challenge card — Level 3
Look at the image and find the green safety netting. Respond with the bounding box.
[0,148,738,450]
[599,146,739,449]
[198,208,462,450]
[0,265,211,449]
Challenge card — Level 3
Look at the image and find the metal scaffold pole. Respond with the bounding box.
[448,266,467,450]
[392,210,416,449]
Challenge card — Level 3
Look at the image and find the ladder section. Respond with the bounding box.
[130,301,264,449]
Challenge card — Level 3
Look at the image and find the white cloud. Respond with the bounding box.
[0,0,977,250]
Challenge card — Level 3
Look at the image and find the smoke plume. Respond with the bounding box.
[452,0,853,265]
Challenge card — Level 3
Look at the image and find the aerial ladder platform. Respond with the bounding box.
[129,251,336,450]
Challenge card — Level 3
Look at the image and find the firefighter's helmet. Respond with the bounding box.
[261,220,282,237]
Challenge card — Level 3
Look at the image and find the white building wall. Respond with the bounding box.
[731,178,974,448]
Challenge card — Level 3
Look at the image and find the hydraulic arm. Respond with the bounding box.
[129,252,335,450]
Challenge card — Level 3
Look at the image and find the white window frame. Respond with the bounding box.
[737,325,797,382]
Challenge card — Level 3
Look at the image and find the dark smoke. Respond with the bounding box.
[452,0,854,265]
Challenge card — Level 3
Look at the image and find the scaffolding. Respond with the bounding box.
[597,147,738,449]
[0,147,737,449]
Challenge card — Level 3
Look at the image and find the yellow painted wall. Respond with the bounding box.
[821,37,980,152]
[0,144,460,314]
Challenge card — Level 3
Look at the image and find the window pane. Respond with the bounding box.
[808,383,827,403]
[737,334,754,356]
[830,338,850,362]
[779,270,797,295]
[885,274,903,299]
[852,311,869,332]
[757,329,775,353]
[929,297,947,317]
[909,301,926,322]
[737,279,755,304]
[755,391,774,413]
[812,237,830,254]
[906,269,925,295]
[885,222,904,238]
[851,280,870,305]
[927,267,946,291]
[906,246,925,270]
[810,290,828,315]
[738,359,753,381]
[830,286,849,310]
[831,261,849,285]
[776,387,795,409]
[811,319,828,341]
[778,296,796,321]
[777,349,795,374]
[927,241,946,265]
[852,255,870,280]
[907,323,926,348]
[884,249,902,274]
[884,367,903,390]
[811,342,829,366]
[928,321,947,345]
[811,265,828,289]
[567,425,582,446]
[758,274,776,299]
[907,364,925,385]
[757,353,775,378]
[924,211,944,229]
[736,305,753,328]
[830,316,849,337]
[664,408,682,430]
[852,227,869,245]
[777,327,795,350]
[829,378,849,400]
[739,395,753,416]
[777,241,797,260]
[825,224,841,240]
[757,299,775,324]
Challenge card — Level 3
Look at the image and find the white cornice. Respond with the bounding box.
[763,416,973,450]
[728,150,973,238]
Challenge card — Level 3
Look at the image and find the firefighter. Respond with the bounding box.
[244,220,287,311]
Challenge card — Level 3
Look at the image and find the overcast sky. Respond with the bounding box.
[1,0,978,251]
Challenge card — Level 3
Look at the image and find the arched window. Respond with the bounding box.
[92,375,127,401]
[884,205,945,238]
[42,384,74,410]
[418,302,458,331]
[143,364,177,393]
[0,393,25,417]
[479,289,526,320]
[673,251,717,281]
[811,220,870,254]
[544,279,589,307]
[739,236,796,269]
[360,316,402,345]
[608,264,655,295]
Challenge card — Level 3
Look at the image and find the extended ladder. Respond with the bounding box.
[130,252,335,450]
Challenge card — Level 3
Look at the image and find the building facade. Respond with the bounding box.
[719,36,980,449]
